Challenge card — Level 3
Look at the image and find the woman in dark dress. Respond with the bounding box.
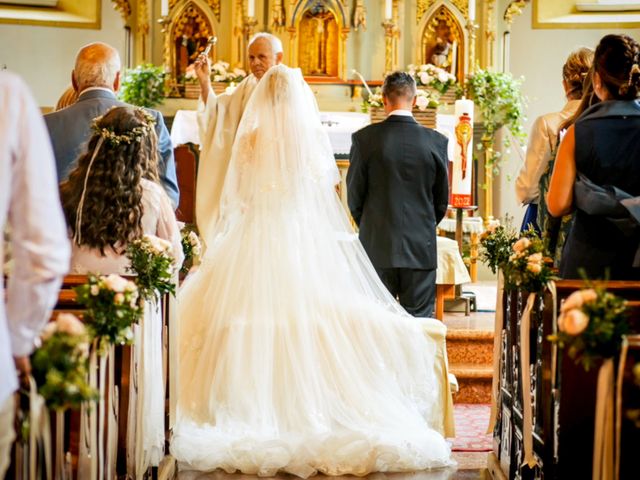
[548,34,640,280]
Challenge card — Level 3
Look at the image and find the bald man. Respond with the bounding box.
[44,42,179,207]
[193,33,283,243]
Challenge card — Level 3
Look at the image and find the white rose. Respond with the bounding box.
[56,313,86,337]
[103,274,129,293]
[213,74,224,82]
[419,64,429,72]
[513,237,531,253]
[415,95,429,111]
[437,71,449,83]
[419,72,431,85]
[233,68,246,77]
[559,308,589,335]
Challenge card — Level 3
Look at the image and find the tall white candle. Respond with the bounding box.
[451,98,474,207]
[161,0,168,17]
[248,0,255,17]
[385,0,392,20]
[468,0,475,22]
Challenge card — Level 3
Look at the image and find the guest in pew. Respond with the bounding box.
[515,47,593,233]
[537,66,600,266]
[548,34,640,280]
[45,42,179,207]
[0,71,70,479]
[60,106,183,274]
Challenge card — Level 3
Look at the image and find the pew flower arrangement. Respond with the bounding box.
[407,63,457,94]
[503,232,555,292]
[31,314,99,410]
[180,224,202,275]
[550,285,628,371]
[75,274,142,350]
[479,221,518,274]
[126,234,177,301]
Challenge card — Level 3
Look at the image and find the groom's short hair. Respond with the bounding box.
[382,71,417,103]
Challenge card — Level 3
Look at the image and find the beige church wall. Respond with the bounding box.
[0,0,126,108]
[494,0,639,229]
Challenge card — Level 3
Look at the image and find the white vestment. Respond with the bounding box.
[196,75,258,243]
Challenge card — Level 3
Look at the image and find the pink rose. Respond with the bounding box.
[513,237,531,253]
[561,288,598,313]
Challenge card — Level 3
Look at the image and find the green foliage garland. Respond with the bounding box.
[119,64,166,108]
[466,69,527,171]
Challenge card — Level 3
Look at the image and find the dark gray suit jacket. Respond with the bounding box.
[347,114,449,270]
[44,89,179,207]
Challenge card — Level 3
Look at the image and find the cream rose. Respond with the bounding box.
[527,252,543,264]
[57,313,86,337]
[90,285,100,296]
[114,293,125,305]
[513,237,531,253]
[103,274,129,293]
[40,321,58,342]
[559,308,589,335]
[527,262,542,274]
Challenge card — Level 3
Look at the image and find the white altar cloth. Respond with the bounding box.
[170,109,370,156]
[436,236,471,286]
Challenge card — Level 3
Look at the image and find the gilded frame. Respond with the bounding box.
[0,0,101,29]
[532,0,640,29]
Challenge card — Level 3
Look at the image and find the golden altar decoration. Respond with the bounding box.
[288,0,350,79]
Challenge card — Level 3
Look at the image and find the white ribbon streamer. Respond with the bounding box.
[488,270,504,433]
[592,358,615,480]
[520,292,537,468]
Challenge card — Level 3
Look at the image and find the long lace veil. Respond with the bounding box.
[207,64,407,316]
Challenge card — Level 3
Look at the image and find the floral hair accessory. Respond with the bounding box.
[90,107,156,146]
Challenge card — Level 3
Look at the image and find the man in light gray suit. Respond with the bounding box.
[44,42,179,207]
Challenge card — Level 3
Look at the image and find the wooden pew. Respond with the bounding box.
[488,281,640,480]
[174,144,198,224]
[9,274,172,480]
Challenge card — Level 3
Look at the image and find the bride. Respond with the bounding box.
[171,65,453,477]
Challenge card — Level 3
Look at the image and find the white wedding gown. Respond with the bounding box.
[171,65,453,477]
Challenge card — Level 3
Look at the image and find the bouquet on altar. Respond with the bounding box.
[550,282,629,371]
[503,231,556,292]
[407,63,457,94]
[127,234,178,301]
[75,274,142,349]
[362,86,439,112]
[31,313,99,410]
[210,60,247,83]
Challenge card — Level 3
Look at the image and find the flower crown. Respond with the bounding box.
[90,107,156,146]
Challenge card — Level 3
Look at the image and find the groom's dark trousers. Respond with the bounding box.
[347,113,449,317]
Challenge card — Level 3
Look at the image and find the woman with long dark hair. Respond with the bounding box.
[548,34,640,279]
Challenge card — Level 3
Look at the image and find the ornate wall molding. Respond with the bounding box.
[504,0,528,26]
[352,0,366,31]
[111,0,131,22]
[418,0,468,24]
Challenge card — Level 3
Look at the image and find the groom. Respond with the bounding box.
[347,72,449,317]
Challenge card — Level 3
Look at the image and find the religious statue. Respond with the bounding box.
[298,3,339,77]
[172,4,215,82]
[422,5,464,83]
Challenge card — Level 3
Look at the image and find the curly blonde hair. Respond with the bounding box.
[60,106,160,255]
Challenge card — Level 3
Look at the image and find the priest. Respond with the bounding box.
[193,33,283,244]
